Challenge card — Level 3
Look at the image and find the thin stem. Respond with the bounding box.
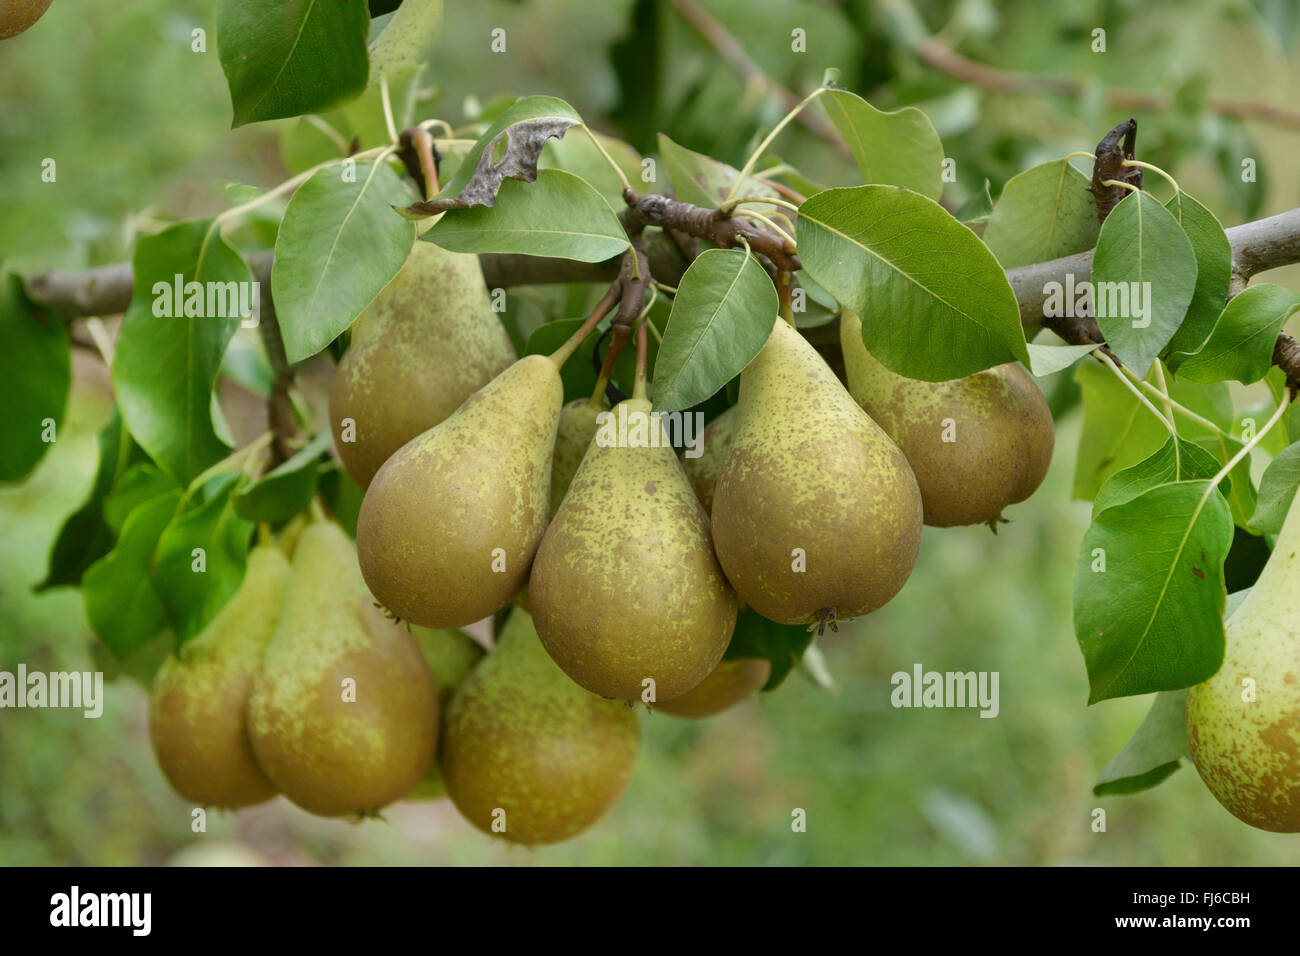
[1063,150,1097,164]
[1151,359,1176,424]
[1100,179,1142,194]
[633,312,649,402]
[741,209,796,248]
[85,317,115,365]
[591,327,630,406]
[419,118,456,139]
[550,283,621,366]
[1120,366,1231,439]
[651,280,678,294]
[1096,352,1177,443]
[718,194,803,215]
[727,86,827,204]
[215,143,393,226]
[1123,159,1180,196]
[380,76,399,144]
[303,114,350,155]
[1208,398,1287,492]
[582,125,633,193]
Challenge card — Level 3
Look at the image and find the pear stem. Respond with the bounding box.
[777,271,795,326]
[633,316,649,402]
[590,326,629,407]
[550,283,621,367]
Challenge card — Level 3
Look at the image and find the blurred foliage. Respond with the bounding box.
[4,0,1300,864]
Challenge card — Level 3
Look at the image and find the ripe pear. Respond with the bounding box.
[356,353,563,627]
[530,398,737,701]
[712,319,922,628]
[247,521,438,817]
[550,397,608,518]
[1187,489,1300,832]
[406,627,486,801]
[440,609,640,845]
[148,544,288,809]
[329,241,515,488]
[0,0,51,39]
[655,658,771,719]
[682,404,738,514]
[840,310,1053,527]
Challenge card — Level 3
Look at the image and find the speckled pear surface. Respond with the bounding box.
[655,657,770,718]
[247,522,437,817]
[0,0,51,39]
[356,353,563,627]
[1187,489,1300,832]
[712,319,922,627]
[148,544,287,809]
[440,609,640,845]
[530,398,737,701]
[683,403,738,514]
[840,310,1053,527]
[406,627,486,801]
[549,397,606,518]
[329,241,515,488]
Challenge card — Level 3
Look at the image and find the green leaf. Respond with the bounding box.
[82,491,182,660]
[652,249,776,412]
[1093,690,1189,796]
[426,169,629,263]
[983,159,1099,268]
[0,269,69,482]
[797,185,1029,380]
[104,464,180,535]
[1162,192,1232,357]
[113,221,251,485]
[272,161,415,362]
[1026,342,1096,377]
[658,133,782,210]
[723,607,813,691]
[1250,441,1300,535]
[151,473,254,645]
[1091,437,1221,515]
[35,411,145,592]
[317,466,364,538]
[821,90,944,200]
[438,95,584,200]
[954,179,993,224]
[218,0,370,127]
[1174,283,1300,385]
[1090,191,1198,377]
[1073,480,1231,703]
[232,432,331,524]
[543,131,645,209]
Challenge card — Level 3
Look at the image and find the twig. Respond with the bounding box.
[621,189,801,272]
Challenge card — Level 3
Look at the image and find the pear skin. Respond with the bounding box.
[654,658,770,718]
[682,404,738,514]
[148,544,287,809]
[1187,489,1300,832]
[530,398,738,702]
[329,241,515,488]
[356,354,563,627]
[406,627,486,801]
[712,319,922,628]
[247,521,438,817]
[440,609,640,845]
[0,0,51,39]
[550,397,607,519]
[840,310,1054,527]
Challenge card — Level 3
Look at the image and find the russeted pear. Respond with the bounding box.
[682,404,738,514]
[0,0,51,39]
[530,398,737,702]
[356,353,563,627]
[655,658,771,719]
[440,609,640,845]
[550,397,608,518]
[247,521,438,817]
[330,241,515,488]
[1187,489,1300,832]
[712,319,923,628]
[840,310,1053,527]
[148,544,287,809]
[406,627,486,801]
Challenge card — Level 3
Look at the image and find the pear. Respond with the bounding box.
[0,0,51,39]
[329,241,515,488]
[682,404,738,514]
[840,310,1053,527]
[550,397,608,518]
[247,521,438,817]
[530,398,737,702]
[440,609,640,845]
[356,353,563,627]
[655,658,771,719]
[406,627,486,801]
[712,319,922,628]
[148,544,287,809]
[1187,489,1300,832]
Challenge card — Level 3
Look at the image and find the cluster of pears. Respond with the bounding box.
[1187,486,1300,832]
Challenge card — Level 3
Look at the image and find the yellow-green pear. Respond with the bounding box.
[0,0,51,39]
[550,396,608,518]
[148,544,288,809]
[1187,489,1300,832]
[654,657,770,718]
[840,310,1053,527]
[406,627,486,801]
[530,398,737,702]
[247,521,438,817]
[440,609,640,845]
[356,353,564,627]
[329,241,515,488]
[712,319,922,628]
[682,404,738,514]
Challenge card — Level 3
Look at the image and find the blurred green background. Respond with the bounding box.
[4,0,1300,865]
